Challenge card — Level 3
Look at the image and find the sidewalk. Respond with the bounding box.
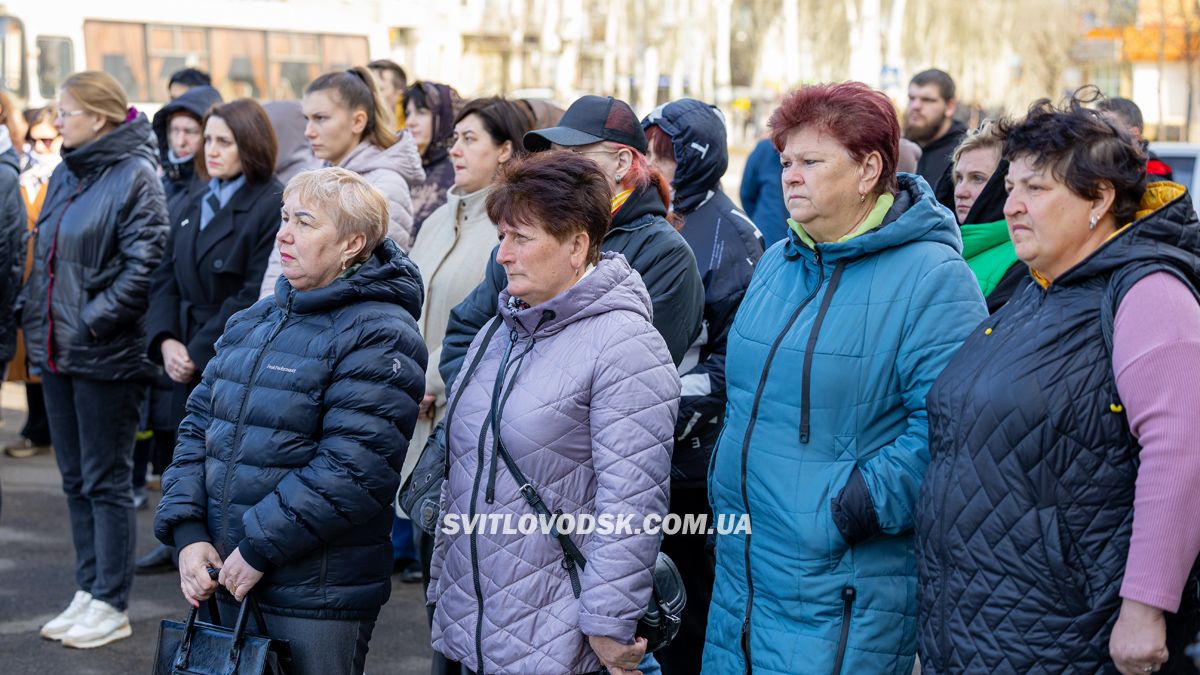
[0,381,433,674]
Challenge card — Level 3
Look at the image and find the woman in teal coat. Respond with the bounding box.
[703,82,988,674]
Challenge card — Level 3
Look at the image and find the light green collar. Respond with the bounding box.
[788,193,895,249]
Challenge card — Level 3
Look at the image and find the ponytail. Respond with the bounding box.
[305,66,396,149]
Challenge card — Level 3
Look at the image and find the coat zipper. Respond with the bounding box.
[220,293,294,553]
[469,326,518,675]
[736,248,826,672]
[831,586,857,675]
[798,261,846,443]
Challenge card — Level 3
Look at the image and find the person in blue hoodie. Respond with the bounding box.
[641,97,763,675]
[703,81,987,674]
[739,136,790,245]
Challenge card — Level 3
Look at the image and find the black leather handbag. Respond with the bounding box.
[152,571,292,675]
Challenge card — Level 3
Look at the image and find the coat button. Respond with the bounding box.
[213,259,224,269]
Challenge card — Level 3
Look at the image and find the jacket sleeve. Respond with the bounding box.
[0,170,25,362]
[145,224,182,362]
[154,356,217,549]
[185,202,280,372]
[634,229,705,366]
[831,257,986,543]
[739,146,762,218]
[578,319,680,642]
[79,168,169,340]
[439,248,505,389]
[238,316,427,570]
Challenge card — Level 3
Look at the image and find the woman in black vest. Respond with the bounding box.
[137,99,282,570]
[916,91,1200,674]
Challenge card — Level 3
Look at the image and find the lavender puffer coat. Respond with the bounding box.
[427,252,679,675]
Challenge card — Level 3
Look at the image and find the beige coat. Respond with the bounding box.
[400,184,498,493]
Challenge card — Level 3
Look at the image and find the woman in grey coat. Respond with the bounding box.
[427,151,680,675]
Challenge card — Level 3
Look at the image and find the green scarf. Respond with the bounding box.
[960,219,1019,298]
[788,193,896,249]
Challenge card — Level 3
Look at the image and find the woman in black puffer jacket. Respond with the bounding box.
[155,167,427,675]
[19,71,169,650]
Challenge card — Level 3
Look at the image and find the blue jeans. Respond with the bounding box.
[42,373,145,610]
[214,598,375,675]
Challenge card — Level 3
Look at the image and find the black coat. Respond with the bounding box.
[915,119,967,190]
[146,177,283,425]
[438,184,705,388]
[916,190,1200,673]
[0,147,26,363]
[19,114,169,380]
[154,239,427,619]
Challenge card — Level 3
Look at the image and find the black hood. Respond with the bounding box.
[277,238,425,321]
[151,86,222,165]
[1062,183,1200,292]
[610,182,669,234]
[642,98,728,214]
[62,113,158,179]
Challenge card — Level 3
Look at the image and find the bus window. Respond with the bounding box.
[147,25,208,102]
[210,28,266,100]
[321,35,368,72]
[84,21,147,101]
[0,17,26,99]
[268,32,318,100]
[37,36,73,99]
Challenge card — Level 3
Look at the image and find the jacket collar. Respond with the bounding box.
[444,184,492,223]
[276,238,425,319]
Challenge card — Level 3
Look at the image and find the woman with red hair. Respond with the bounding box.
[703,82,987,673]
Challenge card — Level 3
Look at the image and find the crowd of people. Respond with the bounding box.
[0,57,1197,675]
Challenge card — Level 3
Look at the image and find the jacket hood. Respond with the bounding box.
[342,133,425,189]
[499,251,652,338]
[62,113,158,179]
[783,172,962,263]
[276,238,425,319]
[1057,182,1200,291]
[264,100,320,181]
[611,182,669,233]
[961,159,1010,226]
[152,86,222,164]
[642,98,728,214]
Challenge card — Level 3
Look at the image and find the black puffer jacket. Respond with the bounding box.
[642,98,763,486]
[917,186,1200,673]
[152,85,223,222]
[19,114,169,380]
[0,146,26,363]
[439,184,704,387]
[154,239,427,619]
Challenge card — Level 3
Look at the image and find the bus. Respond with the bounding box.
[0,0,391,111]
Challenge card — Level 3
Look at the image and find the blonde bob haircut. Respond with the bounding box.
[61,71,129,127]
[952,118,1008,167]
[283,167,390,264]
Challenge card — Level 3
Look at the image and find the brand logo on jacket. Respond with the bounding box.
[392,358,402,375]
[266,363,296,374]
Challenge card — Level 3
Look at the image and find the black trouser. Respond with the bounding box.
[21,381,51,445]
[656,485,715,675]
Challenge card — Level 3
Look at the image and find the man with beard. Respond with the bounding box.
[903,69,966,187]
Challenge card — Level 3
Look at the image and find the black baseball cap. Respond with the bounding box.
[524,95,649,154]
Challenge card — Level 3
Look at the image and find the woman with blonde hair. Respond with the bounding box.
[20,70,169,649]
[156,167,426,675]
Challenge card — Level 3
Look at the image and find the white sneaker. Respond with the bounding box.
[60,599,131,649]
[39,591,93,640]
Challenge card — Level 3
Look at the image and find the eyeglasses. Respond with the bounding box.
[55,109,87,122]
[566,148,619,158]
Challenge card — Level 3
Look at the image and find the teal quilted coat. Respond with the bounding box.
[703,174,988,674]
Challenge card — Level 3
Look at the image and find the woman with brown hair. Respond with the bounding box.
[19,70,169,649]
[136,99,283,573]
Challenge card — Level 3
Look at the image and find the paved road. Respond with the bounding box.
[0,382,433,674]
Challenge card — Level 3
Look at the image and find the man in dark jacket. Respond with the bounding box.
[1098,96,1175,181]
[0,135,26,367]
[152,85,222,221]
[642,97,763,675]
[739,137,790,245]
[904,69,967,187]
[439,96,705,389]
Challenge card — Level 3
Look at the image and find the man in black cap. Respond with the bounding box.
[439,95,705,387]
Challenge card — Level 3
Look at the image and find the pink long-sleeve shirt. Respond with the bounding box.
[1115,271,1200,612]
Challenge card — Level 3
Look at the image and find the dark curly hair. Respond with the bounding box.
[1002,87,1147,225]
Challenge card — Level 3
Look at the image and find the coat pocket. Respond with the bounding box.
[1038,507,1088,613]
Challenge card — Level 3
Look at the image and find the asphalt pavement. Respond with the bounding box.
[0,381,433,675]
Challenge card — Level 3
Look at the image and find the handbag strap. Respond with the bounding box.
[441,317,503,480]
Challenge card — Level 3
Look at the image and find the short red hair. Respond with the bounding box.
[769,81,900,195]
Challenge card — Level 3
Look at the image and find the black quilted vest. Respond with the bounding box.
[916,190,1200,674]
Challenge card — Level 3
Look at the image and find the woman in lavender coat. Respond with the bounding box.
[427,150,680,675]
